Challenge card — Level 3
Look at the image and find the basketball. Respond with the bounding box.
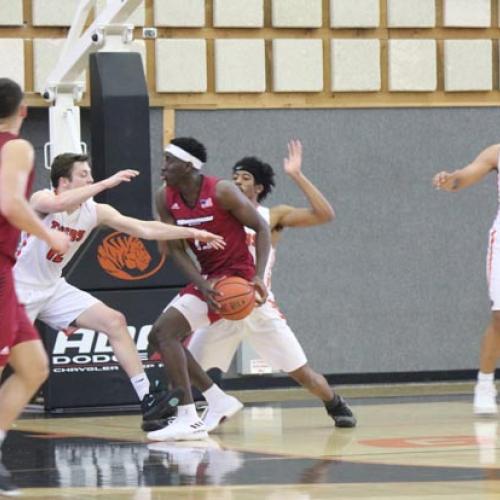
[214,276,256,320]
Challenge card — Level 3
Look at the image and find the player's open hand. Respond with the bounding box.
[192,229,226,250]
[252,276,268,306]
[46,229,70,254]
[103,169,140,189]
[433,171,458,191]
[283,139,303,178]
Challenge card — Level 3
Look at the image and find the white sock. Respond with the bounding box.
[202,384,227,407]
[130,373,150,401]
[478,372,495,384]
[177,404,198,421]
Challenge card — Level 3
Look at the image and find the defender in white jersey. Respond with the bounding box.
[187,140,357,430]
[434,144,500,415]
[13,153,224,428]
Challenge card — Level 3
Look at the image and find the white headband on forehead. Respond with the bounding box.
[165,144,204,170]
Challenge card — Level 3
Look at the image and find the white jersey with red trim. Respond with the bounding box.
[14,195,98,286]
[245,205,276,300]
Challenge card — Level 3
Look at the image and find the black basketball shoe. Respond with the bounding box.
[141,382,184,425]
[325,394,357,428]
[142,388,208,432]
[141,416,174,433]
[0,458,18,496]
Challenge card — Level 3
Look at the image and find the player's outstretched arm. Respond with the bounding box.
[30,169,139,214]
[270,139,335,230]
[216,180,271,303]
[95,202,225,248]
[432,144,499,192]
[0,139,70,253]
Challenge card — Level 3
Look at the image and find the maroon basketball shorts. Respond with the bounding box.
[0,267,39,366]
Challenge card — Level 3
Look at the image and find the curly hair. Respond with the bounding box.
[233,156,275,202]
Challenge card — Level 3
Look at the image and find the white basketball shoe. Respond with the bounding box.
[147,416,208,441]
[201,395,244,432]
[474,383,498,415]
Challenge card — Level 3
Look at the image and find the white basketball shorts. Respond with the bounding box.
[15,278,100,330]
[186,299,307,374]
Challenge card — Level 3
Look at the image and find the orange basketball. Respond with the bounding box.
[214,276,255,320]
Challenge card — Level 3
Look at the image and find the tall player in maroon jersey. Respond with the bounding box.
[188,141,356,430]
[0,78,70,495]
[147,137,271,441]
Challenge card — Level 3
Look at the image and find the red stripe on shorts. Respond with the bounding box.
[488,229,497,287]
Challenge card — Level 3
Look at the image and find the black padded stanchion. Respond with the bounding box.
[89,52,151,219]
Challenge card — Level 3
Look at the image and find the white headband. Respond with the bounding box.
[165,144,204,170]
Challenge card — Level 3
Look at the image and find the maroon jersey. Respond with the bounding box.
[0,132,34,266]
[166,175,255,280]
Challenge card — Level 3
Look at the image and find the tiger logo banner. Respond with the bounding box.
[97,232,166,281]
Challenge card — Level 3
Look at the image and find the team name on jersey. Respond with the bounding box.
[46,221,87,263]
[50,220,86,242]
[176,215,214,227]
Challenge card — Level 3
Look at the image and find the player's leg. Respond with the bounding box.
[0,338,48,496]
[150,307,194,403]
[75,303,146,389]
[248,302,356,427]
[475,234,500,414]
[0,339,48,431]
[474,311,500,414]
[288,364,333,401]
[40,280,179,425]
[41,281,147,384]
[0,275,47,478]
[288,364,356,428]
[0,298,47,496]
[144,322,244,433]
[147,293,213,441]
[75,301,182,422]
[186,323,244,431]
[142,343,220,433]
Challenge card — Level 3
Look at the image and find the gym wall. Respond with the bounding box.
[24,106,498,375]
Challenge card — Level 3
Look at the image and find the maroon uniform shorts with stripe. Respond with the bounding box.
[0,266,40,366]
